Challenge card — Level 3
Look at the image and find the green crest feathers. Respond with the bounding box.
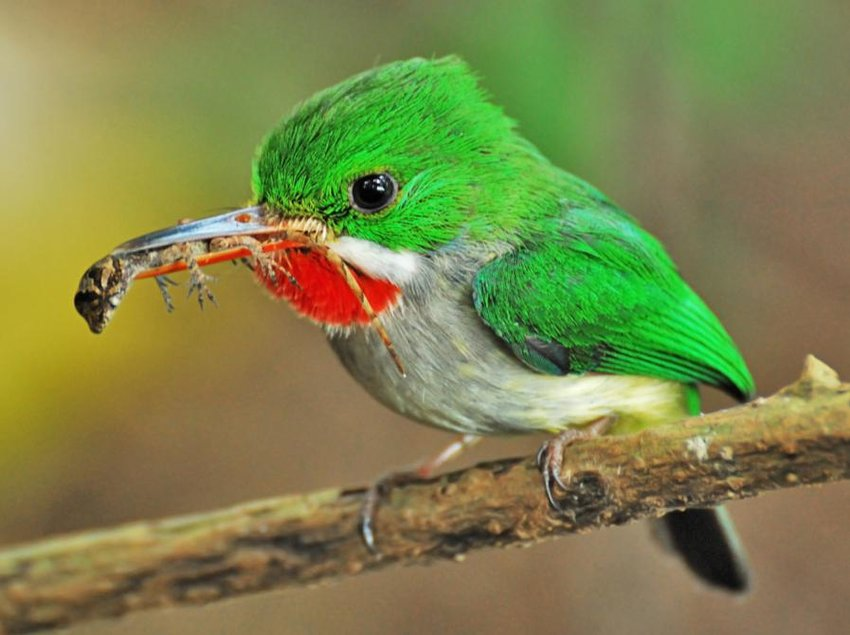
[251,56,582,252]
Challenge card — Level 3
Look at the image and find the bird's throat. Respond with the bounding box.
[256,249,402,326]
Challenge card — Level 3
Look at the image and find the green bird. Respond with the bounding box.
[104,56,754,591]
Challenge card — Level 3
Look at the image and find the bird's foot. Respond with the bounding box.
[536,416,615,513]
[360,434,481,554]
[359,470,422,555]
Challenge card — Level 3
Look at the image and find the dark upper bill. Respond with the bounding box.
[75,206,282,334]
[113,206,276,255]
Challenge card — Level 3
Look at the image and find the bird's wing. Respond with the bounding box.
[472,205,754,401]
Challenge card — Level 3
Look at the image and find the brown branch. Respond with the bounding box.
[1,356,849,634]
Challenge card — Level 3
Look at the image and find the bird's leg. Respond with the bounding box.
[536,415,615,514]
[360,434,481,554]
[414,434,482,478]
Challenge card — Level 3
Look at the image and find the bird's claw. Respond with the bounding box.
[359,471,421,555]
[536,437,571,512]
[536,416,616,514]
[360,479,386,554]
[358,434,480,554]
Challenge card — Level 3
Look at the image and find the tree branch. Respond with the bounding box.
[1,356,849,634]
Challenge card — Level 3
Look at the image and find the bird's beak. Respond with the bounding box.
[74,205,330,334]
[113,206,277,255]
[105,205,330,282]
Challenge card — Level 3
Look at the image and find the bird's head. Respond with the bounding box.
[112,57,555,328]
[253,56,527,254]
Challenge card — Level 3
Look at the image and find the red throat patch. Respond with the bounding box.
[256,249,402,326]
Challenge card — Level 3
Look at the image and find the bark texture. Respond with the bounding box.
[0,356,848,634]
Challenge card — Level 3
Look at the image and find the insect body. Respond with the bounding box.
[74,209,404,372]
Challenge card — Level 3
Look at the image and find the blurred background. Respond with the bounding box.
[2,1,849,633]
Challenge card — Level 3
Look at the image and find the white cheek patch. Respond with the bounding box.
[329,236,422,285]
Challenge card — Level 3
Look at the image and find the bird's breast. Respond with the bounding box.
[256,249,401,326]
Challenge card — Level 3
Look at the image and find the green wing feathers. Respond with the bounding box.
[472,206,755,401]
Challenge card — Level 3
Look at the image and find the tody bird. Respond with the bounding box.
[101,57,755,592]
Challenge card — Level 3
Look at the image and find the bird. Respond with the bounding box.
[105,56,754,592]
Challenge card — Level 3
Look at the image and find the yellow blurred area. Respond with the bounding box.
[2,1,849,634]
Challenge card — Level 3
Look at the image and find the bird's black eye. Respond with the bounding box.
[349,173,398,214]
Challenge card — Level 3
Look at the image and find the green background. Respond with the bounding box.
[2,1,848,633]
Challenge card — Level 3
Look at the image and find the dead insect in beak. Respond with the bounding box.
[74,209,405,375]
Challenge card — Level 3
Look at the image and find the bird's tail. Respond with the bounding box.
[651,507,750,592]
[650,385,751,593]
